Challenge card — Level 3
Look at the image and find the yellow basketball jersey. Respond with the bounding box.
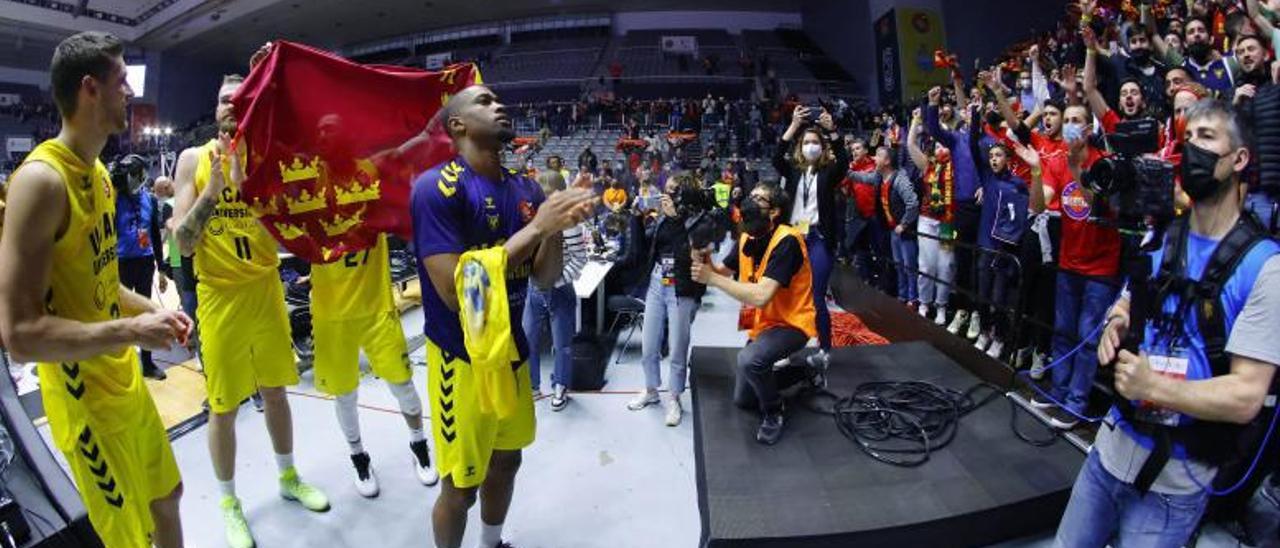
[192,139,278,288]
[309,232,394,321]
[17,139,147,450]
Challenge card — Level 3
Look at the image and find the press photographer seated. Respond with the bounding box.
[691,182,821,446]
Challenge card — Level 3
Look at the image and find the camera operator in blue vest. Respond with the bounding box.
[1054,99,1280,547]
[113,153,169,381]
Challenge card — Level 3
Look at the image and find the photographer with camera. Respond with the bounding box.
[626,172,719,427]
[691,183,821,445]
[771,105,848,363]
[112,153,169,381]
[1055,99,1280,548]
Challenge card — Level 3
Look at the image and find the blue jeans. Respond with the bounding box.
[805,231,835,350]
[1050,271,1118,415]
[522,283,577,391]
[641,274,699,395]
[1055,450,1207,548]
[890,230,919,302]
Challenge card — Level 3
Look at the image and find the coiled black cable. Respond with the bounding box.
[823,382,1003,467]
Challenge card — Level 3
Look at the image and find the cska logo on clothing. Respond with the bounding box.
[1061,181,1092,221]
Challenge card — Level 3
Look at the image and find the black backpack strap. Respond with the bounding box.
[1196,217,1267,377]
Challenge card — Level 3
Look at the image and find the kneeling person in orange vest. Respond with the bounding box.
[691,181,819,446]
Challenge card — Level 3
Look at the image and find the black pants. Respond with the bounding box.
[118,256,156,369]
[1016,215,1061,353]
[952,199,981,312]
[732,326,811,415]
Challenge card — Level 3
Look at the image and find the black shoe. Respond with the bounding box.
[756,413,785,445]
[142,362,167,381]
[1028,392,1056,410]
[409,439,432,468]
[496,542,517,548]
[1045,406,1079,430]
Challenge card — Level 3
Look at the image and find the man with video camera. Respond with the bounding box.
[691,182,821,446]
[1054,99,1280,547]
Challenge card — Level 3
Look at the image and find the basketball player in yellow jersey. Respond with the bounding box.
[173,74,328,548]
[0,31,189,548]
[308,233,439,497]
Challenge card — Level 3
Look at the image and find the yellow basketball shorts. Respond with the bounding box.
[312,311,412,396]
[64,396,180,548]
[425,339,535,489]
[197,274,298,413]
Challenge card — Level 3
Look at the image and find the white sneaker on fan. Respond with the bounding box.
[947,310,969,335]
[917,303,929,317]
[974,333,991,351]
[934,306,947,326]
[986,339,1005,359]
[966,312,982,340]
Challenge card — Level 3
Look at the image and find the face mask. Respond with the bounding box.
[740,198,774,238]
[1063,122,1085,142]
[1186,42,1212,60]
[1130,48,1152,64]
[802,143,823,162]
[1181,141,1232,201]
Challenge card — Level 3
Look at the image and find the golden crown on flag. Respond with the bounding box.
[274,222,305,240]
[286,187,327,214]
[321,207,364,236]
[280,157,320,184]
[249,196,281,216]
[335,179,381,205]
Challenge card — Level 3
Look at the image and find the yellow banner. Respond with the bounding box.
[896,7,949,103]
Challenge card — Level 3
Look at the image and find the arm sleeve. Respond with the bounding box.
[1226,255,1280,367]
[771,143,791,181]
[924,105,954,147]
[1031,60,1050,111]
[896,172,920,226]
[410,171,467,258]
[762,235,803,288]
[150,199,165,270]
[561,225,589,283]
[723,248,740,275]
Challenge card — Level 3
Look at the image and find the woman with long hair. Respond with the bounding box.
[771,105,848,362]
[626,172,717,426]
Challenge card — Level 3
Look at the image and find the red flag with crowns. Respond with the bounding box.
[230,41,481,263]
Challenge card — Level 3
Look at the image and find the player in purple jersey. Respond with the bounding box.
[410,85,595,548]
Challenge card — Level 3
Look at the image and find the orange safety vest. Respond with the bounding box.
[737,225,818,340]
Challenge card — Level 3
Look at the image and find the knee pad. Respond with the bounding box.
[387,381,422,417]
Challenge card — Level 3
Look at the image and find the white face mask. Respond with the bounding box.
[802,143,823,162]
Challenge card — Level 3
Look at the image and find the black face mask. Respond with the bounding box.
[1130,48,1152,64]
[1186,42,1213,61]
[740,199,774,239]
[1181,141,1231,202]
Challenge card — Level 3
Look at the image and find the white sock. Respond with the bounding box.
[335,392,364,455]
[219,479,236,498]
[408,427,426,443]
[275,452,294,473]
[478,522,504,548]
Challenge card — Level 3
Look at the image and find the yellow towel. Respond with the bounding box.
[455,247,521,419]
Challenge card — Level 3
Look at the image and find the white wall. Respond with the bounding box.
[612,11,801,35]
